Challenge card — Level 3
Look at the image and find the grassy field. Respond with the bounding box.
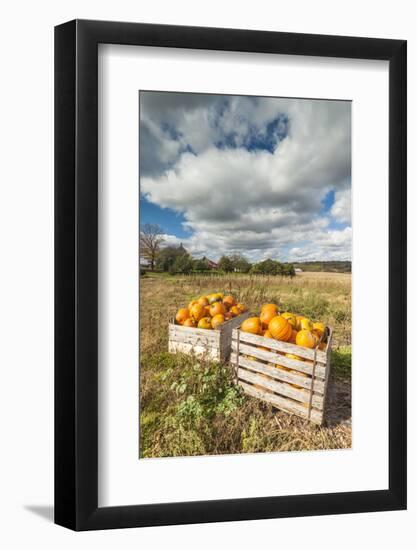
[140,271,352,458]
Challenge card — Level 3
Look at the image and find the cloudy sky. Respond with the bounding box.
[139,91,351,263]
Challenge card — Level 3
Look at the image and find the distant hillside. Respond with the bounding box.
[290,261,351,273]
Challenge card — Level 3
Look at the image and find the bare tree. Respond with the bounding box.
[140,224,165,271]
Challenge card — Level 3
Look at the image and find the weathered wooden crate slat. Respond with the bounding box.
[231,342,326,378]
[231,326,332,425]
[237,367,324,408]
[168,311,250,362]
[229,353,325,393]
[232,330,328,363]
[239,381,323,425]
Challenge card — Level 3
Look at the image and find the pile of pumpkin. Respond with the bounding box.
[175,293,248,330]
[240,303,327,351]
[240,304,328,397]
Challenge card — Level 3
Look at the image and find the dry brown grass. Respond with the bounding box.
[139,271,351,458]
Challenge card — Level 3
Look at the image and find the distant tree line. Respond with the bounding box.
[218,256,294,276]
[250,259,295,277]
[140,223,295,277]
[291,261,351,273]
[156,245,194,275]
[217,254,251,273]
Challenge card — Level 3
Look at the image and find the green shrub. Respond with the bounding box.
[139,352,244,457]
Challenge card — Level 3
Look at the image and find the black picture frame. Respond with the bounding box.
[55,19,407,531]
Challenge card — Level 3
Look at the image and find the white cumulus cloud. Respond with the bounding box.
[140,92,351,262]
[331,188,351,224]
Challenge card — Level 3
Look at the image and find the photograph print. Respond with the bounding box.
[139,91,351,459]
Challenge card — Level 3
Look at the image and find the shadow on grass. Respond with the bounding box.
[325,346,352,427]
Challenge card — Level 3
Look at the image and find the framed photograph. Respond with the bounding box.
[55,20,407,530]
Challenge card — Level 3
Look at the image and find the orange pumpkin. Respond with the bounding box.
[281,312,297,328]
[197,296,209,307]
[261,303,279,316]
[211,313,225,329]
[289,329,298,344]
[204,305,211,315]
[208,293,222,304]
[236,303,248,313]
[268,315,292,341]
[241,317,262,335]
[259,308,277,329]
[299,317,313,331]
[229,305,241,317]
[296,329,316,348]
[313,321,325,337]
[198,317,213,329]
[209,301,226,317]
[183,318,197,328]
[295,315,304,331]
[175,308,190,325]
[263,329,273,339]
[190,303,205,322]
[223,295,236,308]
[188,299,198,310]
[313,332,321,346]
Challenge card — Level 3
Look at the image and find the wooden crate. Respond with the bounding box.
[168,311,250,362]
[230,327,332,425]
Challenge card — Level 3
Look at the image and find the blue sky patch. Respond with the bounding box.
[246,116,288,153]
[140,196,190,238]
[327,219,349,231]
[215,114,288,153]
[320,189,335,214]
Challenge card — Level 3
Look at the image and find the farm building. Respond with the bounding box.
[201,256,218,269]
[177,243,188,255]
[294,268,303,273]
